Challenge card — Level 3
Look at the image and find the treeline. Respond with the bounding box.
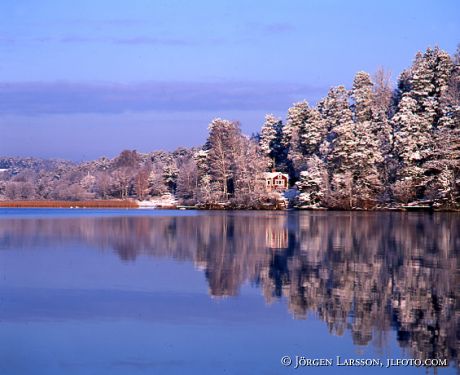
[260,46,460,209]
[0,149,193,202]
[0,45,459,209]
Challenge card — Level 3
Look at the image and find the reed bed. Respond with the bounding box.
[0,200,139,208]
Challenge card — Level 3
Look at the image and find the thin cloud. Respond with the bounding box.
[263,22,296,34]
[0,81,327,115]
[35,18,149,28]
[112,36,193,46]
[19,35,196,46]
[1,30,270,47]
[98,18,149,27]
[0,35,15,44]
[244,22,296,37]
[60,36,96,43]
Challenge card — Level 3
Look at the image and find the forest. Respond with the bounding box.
[1,45,459,209]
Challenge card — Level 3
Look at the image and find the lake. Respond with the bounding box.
[0,209,458,374]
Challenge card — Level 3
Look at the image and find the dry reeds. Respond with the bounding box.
[0,200,139,208]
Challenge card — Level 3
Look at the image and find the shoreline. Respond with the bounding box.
[0,200,138,208]
[0,200,459,212]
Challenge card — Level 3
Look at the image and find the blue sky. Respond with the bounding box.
[0,0,459,160]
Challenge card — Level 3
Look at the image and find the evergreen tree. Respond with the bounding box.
[259,114,284,169]
[318,86,352,132]
[352,71,374,122]
[298,107,327,156]
[392,47,455,203]
[282,101,309,149]
[280,101,310,177]
[318,86,355,207]
[317,86,352,162]
[288,105,327,175]
[320,78,385,208]
[295,156,328,208]
[429,47,460,207]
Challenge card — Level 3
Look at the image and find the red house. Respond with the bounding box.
[263,172,289,191]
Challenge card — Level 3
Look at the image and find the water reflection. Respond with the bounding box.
[0,211,458,368]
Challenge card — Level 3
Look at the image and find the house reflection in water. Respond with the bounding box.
[265,227,288,249]
[265,215,288,249]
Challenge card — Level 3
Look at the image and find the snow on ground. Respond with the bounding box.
[136,193,178,208]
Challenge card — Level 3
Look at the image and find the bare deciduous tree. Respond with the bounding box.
[135,166,151,200]
[176,158,198,203]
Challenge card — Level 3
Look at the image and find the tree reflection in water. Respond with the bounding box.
[1,211,458,367]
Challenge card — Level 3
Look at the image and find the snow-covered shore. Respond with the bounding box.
[136,193,178,209]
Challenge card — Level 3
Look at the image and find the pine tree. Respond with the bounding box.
[409,47,452,125]
[295,156,328,208]
[259,114,283,168]
[429,47,460,207]
[392,47,455,203]
[299,107,327,156]
[282,101,309,149]
[276,97,328,205]
[318,86,355,207]
[393,95,429,179]
[318,86,352,132]
[352,71,374,123]
[319,78,385,208]
[291,109,327,175]
[279,101,309,177]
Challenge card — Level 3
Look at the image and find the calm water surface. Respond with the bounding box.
[0,209,458,374]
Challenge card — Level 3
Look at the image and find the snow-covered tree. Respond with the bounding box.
[395,93,432,165]
[285,102,327,176]
[352,71,374,122]
[147,168,168,197]
[371,68,395,197]
[328,121,384,208]
[430,58,460,208]
[282,101,309,149]
[408,47,452,124]
[392,47,455,203]
[318,86,352,132]
[318,79,385,208]
[134,166,151,200]
[295,156,328,207]
[259,114,283,168]
[233,136,270,207]
[280,101,309,175]
[202,118,270,206]
[373,68,393,117]
[176,158,198,203]
[298,107,327,156]
[204,118,240,200]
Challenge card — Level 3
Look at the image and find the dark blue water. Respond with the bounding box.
[0,209,458,374]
